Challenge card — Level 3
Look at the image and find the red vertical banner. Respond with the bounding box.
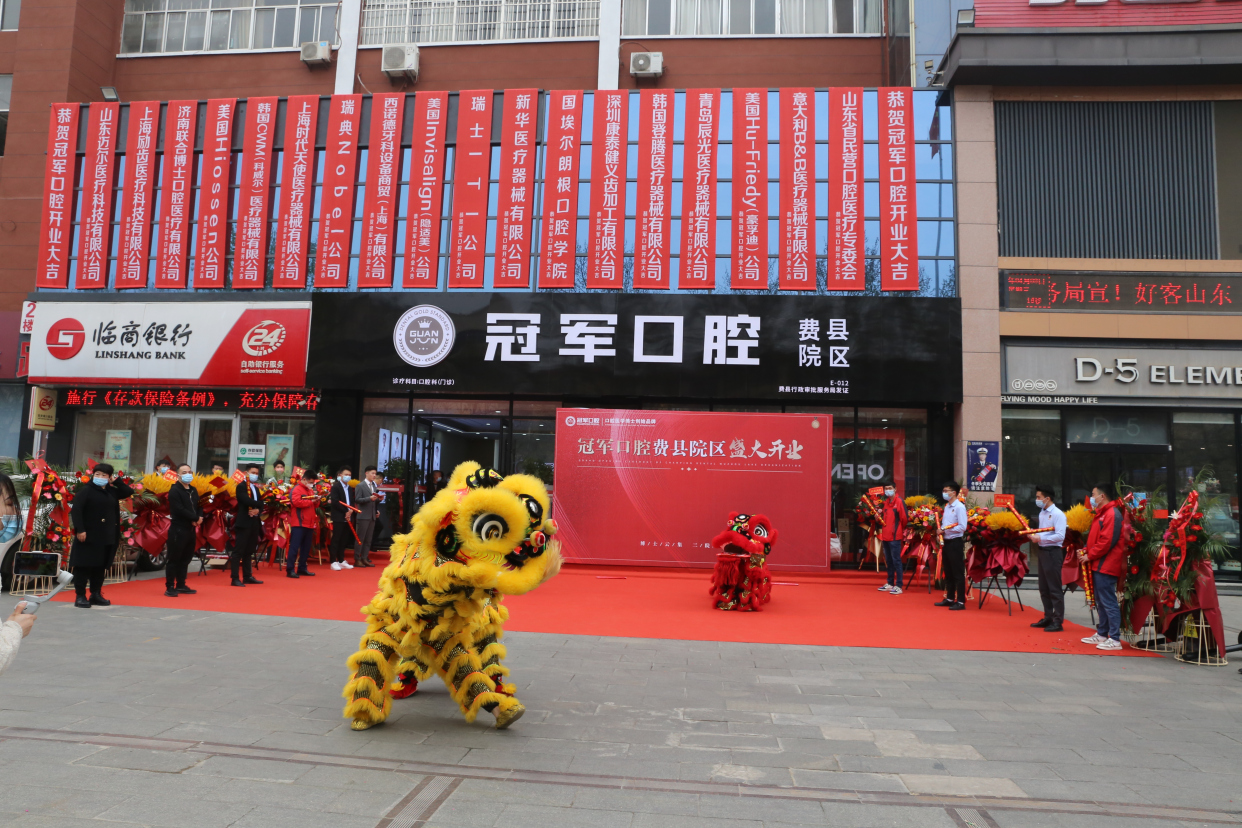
[731,89,768,290]
[779,88,815,291]
[36,103,80,289]
[634,90,671,290]
[155,101,197,289]
[449,90,492,289]
[494,89,538,288]
[194,98,236,289]
[273,95,319,289]
[115,101,159,289]
[679,89,720,289]
[76,102,120,289]
[359,93,404,288]
[316,94,362,288]
[828,87,863,291]
[235,96,277,289]
[538,91,582,289]
[587,90,628,289]
[879,87,918,292]
[404,91,448,288]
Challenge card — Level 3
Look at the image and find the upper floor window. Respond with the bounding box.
[360,0,599,44]
[1,0,19,30]
[0,75,10,156]
[622,0,878,35]
[120,0,336,55]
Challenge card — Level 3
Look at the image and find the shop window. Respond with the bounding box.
[856,408,927,501]
[0,385,21,460]
[512,418,555,489]
[0,0,18,30]
[1172,412,1239,563]
[1001,409,1061,510]
[240,417,315,480]
[1065,410,1167,447]
[72,411,151,474]
[361,413,418,480]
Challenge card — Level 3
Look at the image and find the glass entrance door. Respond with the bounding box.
[194,416,237,474]
[148,414,238,475]
[152,415,192,472]
[1067,446,1171,510]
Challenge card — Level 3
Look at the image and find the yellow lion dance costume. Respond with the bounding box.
[342,462,562,731]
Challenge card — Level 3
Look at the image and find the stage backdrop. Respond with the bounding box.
[552,409,832,569]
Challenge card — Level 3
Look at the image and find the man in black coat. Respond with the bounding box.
[231,464,265,587]
[69,463,134,608]
[166,463,203,598]
[328,466,355,570]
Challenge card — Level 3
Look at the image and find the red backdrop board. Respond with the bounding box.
[155,100,198,289]
[552,409,832,569]
[115,100,159,289]
[36,103,80,289]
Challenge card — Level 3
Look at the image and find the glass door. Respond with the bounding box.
[193,416,238,475]
[1067,446,1171,510]
[151,415,192,472]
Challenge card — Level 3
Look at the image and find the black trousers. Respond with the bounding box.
[1036,545,1065,624]
[942,537,966,603]
[165,525,196,590]
[330,518,353,563]
[231,523,260,580]
[73,565,106,598]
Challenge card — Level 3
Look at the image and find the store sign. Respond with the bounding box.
[28,302,312,387]
[237,443,266,460]
[978,0,1242,26]
[29,386,57,430]
[58,387,320,411]
[308,294,962,402]
[1003,344,1242,403]
[552,409,832,569]
[1003,271,1240,313]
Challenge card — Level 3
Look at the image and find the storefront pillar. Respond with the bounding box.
[313,389,363,476]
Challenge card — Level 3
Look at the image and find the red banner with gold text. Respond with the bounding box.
[450,90,492,288]
[316,94,362,288]
[879,87,918,292]
[272,95,318,288]
[680,89,719,289]
[587,89,628,289]
[194,99,235,289]
[495,89,538,288]
[235,96,277,289]
[539,91,582,289]
[731,88,768,290]
[359,93,404,288]
[77,102,120,289]
[116,100,159,289]
[779,88,815,291]
[634,90,672,290]
[36,104,80,289]
[828,87,863,291]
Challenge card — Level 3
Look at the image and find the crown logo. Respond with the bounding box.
[417,320,432,329]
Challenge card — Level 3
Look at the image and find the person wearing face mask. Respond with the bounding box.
[328,466,355,571]
[936,481,968,610]
[0,473,22,590]
[166,463,204,598]
[1030,486,1068,633]
[353,466,383,568]
[230,464,265,587]
[68,463,134,608]
[1080,483,1126,651]
[155,461,171,477]
[877,483,908,595]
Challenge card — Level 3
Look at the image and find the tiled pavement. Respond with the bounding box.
[2,599,1242,827]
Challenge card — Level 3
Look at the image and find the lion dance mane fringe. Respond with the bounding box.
[708,512,777,611]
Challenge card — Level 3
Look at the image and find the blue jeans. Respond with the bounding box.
[287,526,314,573]
[1093,571,1121,641]
[883,540,904,587]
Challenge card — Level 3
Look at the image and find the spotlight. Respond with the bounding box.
[100,87,120,102]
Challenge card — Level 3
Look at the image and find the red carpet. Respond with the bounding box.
[57,558,1155,656]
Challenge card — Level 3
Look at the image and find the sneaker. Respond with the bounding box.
[163,589,180,597]
[1097,638,1123,651]
[889,587,903,596]
[1081,634,1105,645]
[330,562,342,570]
[878,584,893,592]
[341,562,354,569]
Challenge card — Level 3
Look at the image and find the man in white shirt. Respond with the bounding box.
[936,481,969,611]
[1030,486,1068,633]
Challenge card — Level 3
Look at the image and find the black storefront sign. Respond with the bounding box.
[1003,270,1241,313]
[307,294,962,403]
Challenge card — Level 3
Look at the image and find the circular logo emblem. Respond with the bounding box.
[564,415,576,427]
[1011,378,1057,392]
[38,395,55,411]
[393,305,455,367]
[242,320,287,357]
[46,318,85,360]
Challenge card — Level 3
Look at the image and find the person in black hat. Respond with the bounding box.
[166,463,203,597]
[230,464,265,587]
[69,463,134,608]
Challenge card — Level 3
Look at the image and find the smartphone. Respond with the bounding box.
[14,551,61,578]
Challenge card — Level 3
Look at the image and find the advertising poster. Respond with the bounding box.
[104,429,132,472]
[433,441,442,473]
[378,428,391,472]
[552,409,832,569]
[967,440,1000,492]
[265,434,294,480]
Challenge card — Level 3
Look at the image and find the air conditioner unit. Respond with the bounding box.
[629,51,663,78]
[382,44,420,80]
[300,41,331,65]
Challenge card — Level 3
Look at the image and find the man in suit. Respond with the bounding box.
[69,463,134,608]
[230,464,265,587]
[353,466,383,568]
[328,466,355,571]
[166,463,204,597]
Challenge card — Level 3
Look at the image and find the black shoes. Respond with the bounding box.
[176,586,197,594]
[1044,624,1064,632]
[244,577,263,584]
[89,595,111,607]
[934,599,953,607]
[286,571,299,578]
[297,570,315,576]
[74,596,91,609]
[1031,618,1050,628]
[949,602,966,611]
[164,588,179,597]
[231,578,246,587]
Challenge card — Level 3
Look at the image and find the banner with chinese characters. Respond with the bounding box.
[587,89,628,289]
[155,100,198,289]
[115,101,159,290]
[404,91,448,288]
[731,88,768,290]
[58,387,321,413]
[1003,270,1241,313]
[28,301,311,387]
[495,89,538,288]
[316,94,362,288]
[779,88,815,291]
[36,103,80,289]
[77,102,120,289]
[680,89,720,289]
[828,87,863,291]
[194,99,236,289]
[359,93,404,288]
[450,90,493,289]
[635,90,672,290]
[235,96,277,289]
[879,88,917,292]
[273,95,319,289]
[306,293,961,402]
[539,91,582,288]
[552,409,832,569]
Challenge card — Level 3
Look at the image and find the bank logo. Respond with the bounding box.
[1010,378,1058,392]
[242,320,287,356]
[47,318,86,360]
[394,305,455,367]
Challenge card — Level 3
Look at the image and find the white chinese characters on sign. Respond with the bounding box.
[484,313,540,362]
[703,315,760,365]
[559,314,617,363]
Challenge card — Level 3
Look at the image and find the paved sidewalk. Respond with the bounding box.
[2,600,1241,827]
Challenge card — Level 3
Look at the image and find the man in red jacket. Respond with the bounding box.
[286,475,319,579]
[878,483,908,595]
[1079,482,1126,651]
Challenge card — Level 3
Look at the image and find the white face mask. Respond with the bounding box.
[249,473,259,483]
[93,476,109,487]
[884,488,895,498]
[1035,498,1045,509]
[341,475,351,483]
[942,491,954,502]
[180,473,193,484]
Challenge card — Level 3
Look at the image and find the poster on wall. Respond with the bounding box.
[104,429,132,472]
[378,428,391,473]
[433,441,442,473]
[967,440,1000,492]
[265,434,294,480]
[552,409,832,569]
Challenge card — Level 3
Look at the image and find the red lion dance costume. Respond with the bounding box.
[708,513,777,611]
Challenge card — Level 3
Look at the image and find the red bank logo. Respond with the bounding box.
[38,395,55,411]
[242,320,287,357]
[46,318,85,360]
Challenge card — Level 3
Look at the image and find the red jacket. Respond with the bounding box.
[1085,499,1126,577]
[289,482,319,528]
[879,495,907,542]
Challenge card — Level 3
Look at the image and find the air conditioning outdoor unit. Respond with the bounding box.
[629,51,663,78]
[300,41,331,65]
[382,44,420,80]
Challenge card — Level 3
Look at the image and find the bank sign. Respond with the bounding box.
[307,294,962,403]
[1003,344,1242,404]
[28,301,312,387]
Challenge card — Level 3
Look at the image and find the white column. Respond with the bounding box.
[335,0,364,95]
[596,0,623,90]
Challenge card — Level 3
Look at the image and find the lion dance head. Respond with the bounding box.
[708,512,777,612]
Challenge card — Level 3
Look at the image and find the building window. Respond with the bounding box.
[621,0,877,36]
[0,0,18,30]
[360,0,599,45]
[0,75,9,157]
[120,0,336,55]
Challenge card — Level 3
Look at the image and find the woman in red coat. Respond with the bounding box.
[1080,482,1126,650]
[286,477,319,578]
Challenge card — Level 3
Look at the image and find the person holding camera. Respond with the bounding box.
[1,602,35,675]
[69,462,134,609]
[166,463,203,598]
